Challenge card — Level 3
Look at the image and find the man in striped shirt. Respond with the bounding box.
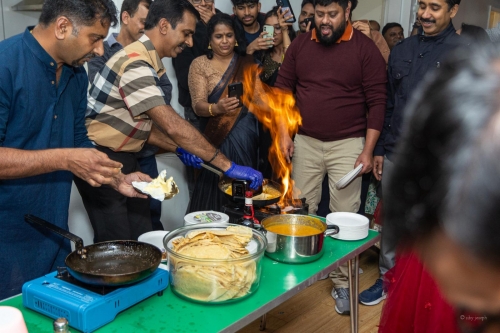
[76,0,263,242]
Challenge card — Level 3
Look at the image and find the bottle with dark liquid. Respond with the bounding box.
[237,191,259,228]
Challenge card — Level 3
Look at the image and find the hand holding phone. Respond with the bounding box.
[228,82,244,108]
[263,25,275,48]
[303,17,314,27]
[276,0,296,23]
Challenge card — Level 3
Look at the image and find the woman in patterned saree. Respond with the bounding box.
[187,13,260,212]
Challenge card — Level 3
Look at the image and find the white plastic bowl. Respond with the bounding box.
[138,230,170,261]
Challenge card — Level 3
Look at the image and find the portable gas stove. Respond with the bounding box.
[22,267,169,333]
[222,198,309,224]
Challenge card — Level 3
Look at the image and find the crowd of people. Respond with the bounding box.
[2,0,500,331]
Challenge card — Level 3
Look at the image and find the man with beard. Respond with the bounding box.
[231,0,272,55]
[297,0,315,35]
[275,0,387,315]
[0,0,154,299]
[86,0,171,232]
[359,0,461,309]
[78,0,263,243]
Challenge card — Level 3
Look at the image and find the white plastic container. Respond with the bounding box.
[184,211,230,226]
[138,230,170,250]
[0,306,28,333]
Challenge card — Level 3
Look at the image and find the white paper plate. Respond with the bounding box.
[138,231,170,261]
[335,164,363,190]
[138,230,170,250]
[326,212,369,241]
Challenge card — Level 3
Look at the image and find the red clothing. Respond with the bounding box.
[275,23,387,142]
[378,251,460,333]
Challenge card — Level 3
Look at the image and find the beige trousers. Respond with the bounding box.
[292,134,364,289]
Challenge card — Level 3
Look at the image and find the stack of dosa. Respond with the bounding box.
[171,226,257,302]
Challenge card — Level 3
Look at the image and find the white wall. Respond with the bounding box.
[453,0,500,28]
[352,0,385,25]
[384,0,415,37]
[1,0,40,39]
[0,3,4,39]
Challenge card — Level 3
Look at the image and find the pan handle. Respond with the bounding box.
[325,224,340,236]
[25,214,85,252]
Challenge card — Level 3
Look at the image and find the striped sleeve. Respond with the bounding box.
[118,61,166,117]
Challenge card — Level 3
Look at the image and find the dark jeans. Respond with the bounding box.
[137,154,163,231]
[74,146,152,243]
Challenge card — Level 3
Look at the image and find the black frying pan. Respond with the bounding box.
[219,178,283,207]
[25,215,162,286]
[199,163,283,207]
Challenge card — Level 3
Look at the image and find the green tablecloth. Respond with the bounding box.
[1,229,379,333]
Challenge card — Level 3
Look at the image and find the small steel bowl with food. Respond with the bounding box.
[261,215,340,264]
[163,223,267,304]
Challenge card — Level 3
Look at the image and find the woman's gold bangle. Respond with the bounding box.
[208,103,215,117]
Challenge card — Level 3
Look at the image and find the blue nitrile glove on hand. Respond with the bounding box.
[224,162,263,190]
[176,147,203,169]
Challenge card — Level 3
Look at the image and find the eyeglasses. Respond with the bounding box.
[192,0,214,3]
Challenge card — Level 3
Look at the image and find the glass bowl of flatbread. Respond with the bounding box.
[164,223,267,303]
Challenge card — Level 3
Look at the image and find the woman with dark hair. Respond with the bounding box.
[379,43,500,333]
[260,6,295,86]
[187,13,260,212]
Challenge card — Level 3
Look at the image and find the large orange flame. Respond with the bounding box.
[241,64,302,205]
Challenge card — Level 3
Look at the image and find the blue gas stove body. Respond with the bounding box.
[22,267,169,333]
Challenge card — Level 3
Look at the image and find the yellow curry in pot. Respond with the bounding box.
[265,224,322,237]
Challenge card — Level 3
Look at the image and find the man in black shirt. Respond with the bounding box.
[360,0,462,307]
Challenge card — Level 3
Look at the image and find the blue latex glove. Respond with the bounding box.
[224,162,263,190]
[176,147,203,169]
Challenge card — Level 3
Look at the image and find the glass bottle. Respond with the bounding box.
[237,191,259,228]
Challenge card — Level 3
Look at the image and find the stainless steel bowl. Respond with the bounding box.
[261,215,339,264]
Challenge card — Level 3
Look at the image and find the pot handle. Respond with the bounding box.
[25,214,85,252]
[325,224,340,236]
